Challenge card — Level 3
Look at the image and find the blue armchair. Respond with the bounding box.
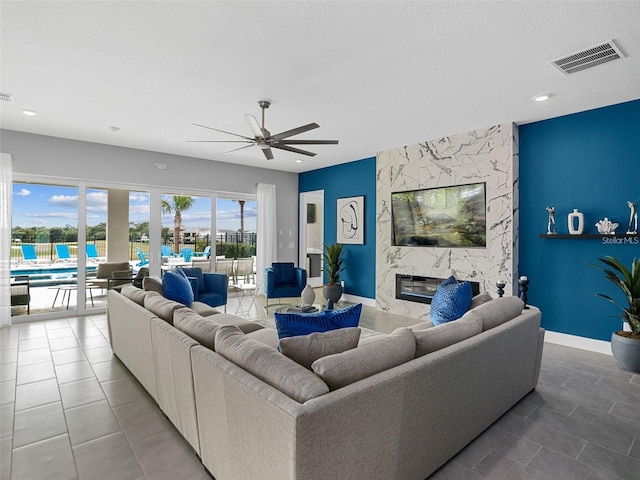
[264,262,307,309]
[180,267,228,311]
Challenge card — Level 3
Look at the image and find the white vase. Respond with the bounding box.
[568,209,584,235]
[301,284,315,306]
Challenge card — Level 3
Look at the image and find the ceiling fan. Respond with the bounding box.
[188,100,339,160]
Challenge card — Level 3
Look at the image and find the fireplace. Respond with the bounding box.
[395,274,480,304]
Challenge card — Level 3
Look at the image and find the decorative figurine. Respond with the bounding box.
[546,207,556,235]
[595,218,619,235]
[518,276,529,309]
[496,281,506,298]
[627,200,638,234]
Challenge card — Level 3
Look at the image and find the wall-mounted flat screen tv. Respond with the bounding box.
[391,182,487,247]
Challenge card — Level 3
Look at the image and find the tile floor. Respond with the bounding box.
[1,295,639,480]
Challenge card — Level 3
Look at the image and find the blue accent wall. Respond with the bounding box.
[299,157,376,298]
[519,99,640,341]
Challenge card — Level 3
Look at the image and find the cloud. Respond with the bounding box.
[49,194,78,208]
[15,188,31,196]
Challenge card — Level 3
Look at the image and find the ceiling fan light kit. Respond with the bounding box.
[188,100,338,160]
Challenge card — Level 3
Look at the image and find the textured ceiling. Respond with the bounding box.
[1,1,639,173]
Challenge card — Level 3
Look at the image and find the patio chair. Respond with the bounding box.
[161,245,176,258]
[86,244,106,263]
[192,245,211,259]
[54,244,76,263]
[180,247,193,262]
[20,244,52,265]
[10,276,30,314]
[136,247,150,267]
[191,256,212,272]
[216,258,235,284]
[88,261,133,291]
[235,257,255,284]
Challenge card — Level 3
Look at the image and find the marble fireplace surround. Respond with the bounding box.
[376,123,519,320]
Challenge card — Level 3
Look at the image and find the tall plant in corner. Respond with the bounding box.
[592,256,640,372]
[323,243,344,304]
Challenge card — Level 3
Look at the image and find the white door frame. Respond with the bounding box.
[299,190,324,288]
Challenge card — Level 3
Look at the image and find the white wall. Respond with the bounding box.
[1,129,300,263]
[376,123,519,320]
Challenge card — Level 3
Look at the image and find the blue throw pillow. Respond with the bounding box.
[430,276,472,325]
[274,303,363,339]
[162,268,194,306]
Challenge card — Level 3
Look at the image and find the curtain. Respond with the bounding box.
[256,183,277,294]
[0,154,12,326]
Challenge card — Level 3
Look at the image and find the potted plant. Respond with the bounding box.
[323,243,344,304]
[593,256,640,372]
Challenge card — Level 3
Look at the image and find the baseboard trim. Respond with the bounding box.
[342,294,376,308]
[545,330,612,355]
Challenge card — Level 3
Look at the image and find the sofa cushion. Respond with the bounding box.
[174,309,222,350]
[143,276,163,294]
[162,268,194,306]
[410,321,434,331]
[215,326,329,403]
[246,328,280,349]
[279,327,361,369]
[414,312,483,357]
[209,313,264,334]
[311,327,415,390]
[430,276,472,325]
[274,303,362,339]
[120,285,148,306]
[471,296,525,330]
[190,302,221,316]
[144,292,185,325]
[272,262,296,285]
[471,291,493,309]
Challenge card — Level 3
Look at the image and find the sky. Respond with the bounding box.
[12,183,257,232]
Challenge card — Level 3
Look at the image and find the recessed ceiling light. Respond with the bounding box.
[22,109,37,116]
[295,159,303,163]
[532,94,551,102]
[109,126,120,132]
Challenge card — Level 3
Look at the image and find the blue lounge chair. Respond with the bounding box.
[20,244,52,265]
[86,244,106,263]
[161,245,175,257]
[55,244,76,263]
[136,247,150,267]
[193,245,211,259]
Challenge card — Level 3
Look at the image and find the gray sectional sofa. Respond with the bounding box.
[107,286,544,480]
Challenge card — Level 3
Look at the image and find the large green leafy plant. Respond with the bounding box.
[323,243,344,285]
[593,256,640,337]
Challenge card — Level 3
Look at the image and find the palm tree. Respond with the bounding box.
[161,195,194,254]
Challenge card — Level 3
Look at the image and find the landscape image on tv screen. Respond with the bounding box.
[391,182,486,247]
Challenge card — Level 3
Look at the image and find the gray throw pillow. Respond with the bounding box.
[215,326,329,403]
[143,292,185,325]
[471,296,525,330]
[279,327,361,369]
[470,292,493,309]
[120,285,147,306]
[173,309,223,350]
[311,327,416,390]
[414,312,482,357]
[143,276,163,294]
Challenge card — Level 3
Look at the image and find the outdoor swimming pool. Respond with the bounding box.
[10,265,98,286]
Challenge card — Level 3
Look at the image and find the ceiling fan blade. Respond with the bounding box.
[272,123,319,141]
[262,147,274,160]
[186,140,253,143]
[190,123,253,141]
[278,139,339,145]
[272,144,317,157]
[245,114,266,139]
[223,144,256,155]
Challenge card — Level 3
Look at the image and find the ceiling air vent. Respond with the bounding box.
[0,92,13,102]
[551,40,625,75]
